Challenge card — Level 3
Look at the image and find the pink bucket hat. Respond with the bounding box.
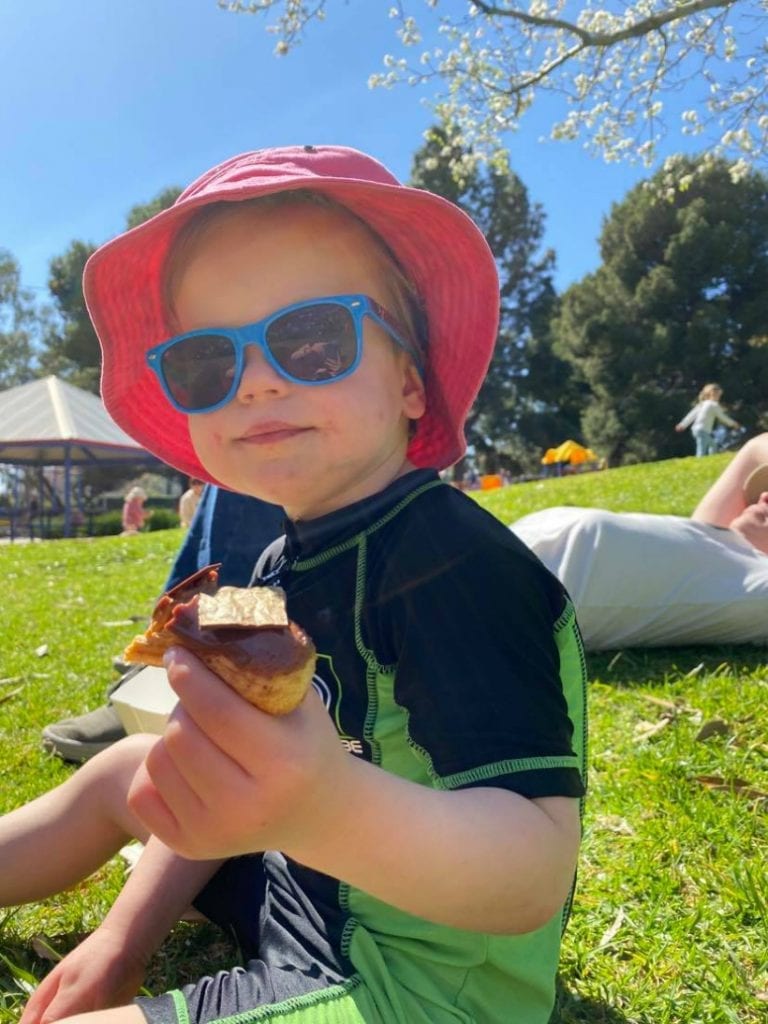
[84,145,500,484]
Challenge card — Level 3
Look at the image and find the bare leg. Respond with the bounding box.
[0,734,156,906]
[691,432,768,527]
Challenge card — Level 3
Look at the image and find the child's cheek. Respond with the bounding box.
[189,424,226,469]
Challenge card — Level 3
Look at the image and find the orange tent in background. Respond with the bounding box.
[541,448,559,466]
[541,440,598,466]
[480,474,503,490]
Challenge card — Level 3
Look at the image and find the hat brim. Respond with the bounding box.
[84,148,500,485]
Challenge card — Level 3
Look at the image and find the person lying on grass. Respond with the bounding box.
[512,431,768,650]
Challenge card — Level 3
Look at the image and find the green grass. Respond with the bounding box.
[1,457,767,1022]
[479,452,732,523]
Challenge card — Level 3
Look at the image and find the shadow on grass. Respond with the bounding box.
[0,923,238,1016]
[586,643,768,688]
[143,921,239,995]
[552,977,630,1023]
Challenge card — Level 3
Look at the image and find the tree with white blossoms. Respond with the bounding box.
[219,1,768,173]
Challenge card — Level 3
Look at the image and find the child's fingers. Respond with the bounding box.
[160,702,250,807]
[127,757,187,853]
[163,647,292,765]
[19,971,58,1024]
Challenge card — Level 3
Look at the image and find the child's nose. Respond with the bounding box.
[235,344,288,401]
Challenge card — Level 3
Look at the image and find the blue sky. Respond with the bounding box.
[2,1,696,298]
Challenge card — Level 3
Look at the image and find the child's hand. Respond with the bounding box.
[127,647,351,862]
[19,925,146,1024]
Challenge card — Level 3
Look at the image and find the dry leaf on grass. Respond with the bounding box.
[634,718,672,741]
[638,694,686,712]
[119,841,144,873]
[598,907,627,948]
[684,662,705,678]
[692,775,768,802]
[695,718,731,742]
[31,936,63,963]
[595,815,635,836]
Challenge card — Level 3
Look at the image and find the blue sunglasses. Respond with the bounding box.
[146,293,423,414]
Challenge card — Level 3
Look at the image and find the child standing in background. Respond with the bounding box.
[177,477,204,528]
[2,145,586,1024]
[121,485,151,534]
[676,382,739,456]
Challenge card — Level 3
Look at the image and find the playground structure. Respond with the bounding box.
[0,376,163,539]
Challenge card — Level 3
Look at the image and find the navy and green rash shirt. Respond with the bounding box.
[139,469,587,1024]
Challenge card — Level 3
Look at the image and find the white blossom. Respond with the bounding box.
[222,0,768,171]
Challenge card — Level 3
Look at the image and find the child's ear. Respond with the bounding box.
[401,358,427,421]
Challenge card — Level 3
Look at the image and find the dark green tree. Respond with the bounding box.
[40,240,100,391]
[125,186,182,230]
[0,249,42,388]
[410,124,579,474]
[555,154,768,465]
[40,187,181,394]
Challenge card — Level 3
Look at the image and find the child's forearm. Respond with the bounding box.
[289,762,581,935]
[99,837,223,965]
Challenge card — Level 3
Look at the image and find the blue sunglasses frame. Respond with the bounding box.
[146,293,423,415]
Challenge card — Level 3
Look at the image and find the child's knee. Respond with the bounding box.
[77,732,156,794]
[104,732,157,767]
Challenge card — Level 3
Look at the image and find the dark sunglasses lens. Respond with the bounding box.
[161,334,236,410]
[266,304,358,382]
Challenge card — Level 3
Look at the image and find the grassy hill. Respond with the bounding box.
[476,451,732,523]
[1,453,766,1022]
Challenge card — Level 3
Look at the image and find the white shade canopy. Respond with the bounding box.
[0,376,163,538]
[0,375,161,467]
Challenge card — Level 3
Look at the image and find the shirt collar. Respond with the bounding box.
[283,469,439,561]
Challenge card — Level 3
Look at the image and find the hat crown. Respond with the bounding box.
[86,143,499,483]
[179,145,401,206]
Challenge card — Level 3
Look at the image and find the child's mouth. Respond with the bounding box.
[239,422,312,445]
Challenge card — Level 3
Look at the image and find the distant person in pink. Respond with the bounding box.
[121,486,150,535]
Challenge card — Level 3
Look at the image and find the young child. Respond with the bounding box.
[121,485,151,535]
[2,145,587,1024]
[675,382,739,456]
[177,478,204,529]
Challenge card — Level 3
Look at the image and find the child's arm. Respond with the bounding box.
[713,402,739,429]
[130,653,579,937]
[675,404,698,431]
[20,839,222,1024]
[297,765,581,934]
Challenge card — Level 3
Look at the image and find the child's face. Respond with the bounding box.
[174,204,426,520]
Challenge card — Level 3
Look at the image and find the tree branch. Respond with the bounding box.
[470,0,739,48]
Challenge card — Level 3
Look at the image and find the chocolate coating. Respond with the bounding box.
[169,606,313,679]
